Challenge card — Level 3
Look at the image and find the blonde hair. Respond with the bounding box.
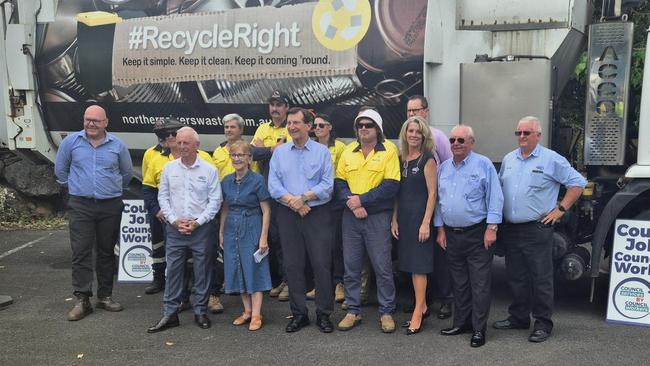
[398,116,435,160]
[229,140,252,155]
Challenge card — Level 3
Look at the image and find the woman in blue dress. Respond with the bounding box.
[219,141,272,331]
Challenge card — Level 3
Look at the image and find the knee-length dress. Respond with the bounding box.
[397,151,435,274]
[222,171,272,294]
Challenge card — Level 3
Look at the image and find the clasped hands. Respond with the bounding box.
[285,195,310,217]
[173,218,199,235]
[346,195,367,219]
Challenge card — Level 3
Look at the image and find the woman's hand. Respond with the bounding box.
[390,219,399,239]
[418,223,430,243]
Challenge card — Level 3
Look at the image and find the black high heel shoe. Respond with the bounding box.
[406,326,422,335]
[423,308,431,319]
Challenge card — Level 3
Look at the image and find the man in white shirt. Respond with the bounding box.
[147,127,222,333]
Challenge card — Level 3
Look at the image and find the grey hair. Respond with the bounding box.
[177,126,200,143]
[518,116,542,133]
[223,113,245,131]
[451,124,475,139]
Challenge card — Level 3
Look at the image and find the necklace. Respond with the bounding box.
[402,153,423,178]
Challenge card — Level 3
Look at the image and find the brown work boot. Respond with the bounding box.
[68,295,92,321]
[335,283,345,303]
[306,288,316,300]
[269,282,286,297]
[278,285,290,301]
[208,295,224,314]
[337,313,362,331]
[380,314,396,333]
[95,297,124,312]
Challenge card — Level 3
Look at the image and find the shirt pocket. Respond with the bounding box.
[304,162,321,180]
[189,176,210,200]
[529,170,545,189]
[465,178,484,203]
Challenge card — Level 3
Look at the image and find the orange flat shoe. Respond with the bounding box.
[232,312,252,326]
[249,315,263,331]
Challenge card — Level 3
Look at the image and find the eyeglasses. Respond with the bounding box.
[230,153,251,159]
[449,137,466,144]
[356,122,375,129]
[514,130,536,136]
[407,107,425,114]
[84,118,106,125]
[315,123,330,129]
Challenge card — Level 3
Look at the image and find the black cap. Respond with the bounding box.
[267,90,290,105]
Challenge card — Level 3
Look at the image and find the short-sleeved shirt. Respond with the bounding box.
[143,149,215,188]
[222,171,270,211]
[212,142,260,180]
[499,144,587,223]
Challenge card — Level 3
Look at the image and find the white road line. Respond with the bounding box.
[0,235,48,260]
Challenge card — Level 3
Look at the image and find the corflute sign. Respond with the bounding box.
[607,219,650,326]
[117,200,153,283]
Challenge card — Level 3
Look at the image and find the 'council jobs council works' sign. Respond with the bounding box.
[607,219,650,326]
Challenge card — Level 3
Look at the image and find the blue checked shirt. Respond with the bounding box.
[54,130,133,199]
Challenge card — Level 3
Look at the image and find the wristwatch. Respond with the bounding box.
[487,224,498,232]
[557,204,567,213]
[301,194,310,203]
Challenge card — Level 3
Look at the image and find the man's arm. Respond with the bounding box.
[485,161,504,225]
[157,165,176,225]
[267,148,290,203]
[54,136,72,186]
[306,150,334,202]
[118,142,134,189]
[196,168,222,225]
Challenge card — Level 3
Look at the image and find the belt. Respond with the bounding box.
[71,195,120,203]
[444,220,486,233]
[504,220,539,226]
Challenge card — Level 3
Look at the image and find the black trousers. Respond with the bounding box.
[68,195,124,298]
[501,222,554,332]
[277,204,334,317]
[445,223,493,332]
[269,200,287,284]
[433,241,453,303]
[332,208,344,284]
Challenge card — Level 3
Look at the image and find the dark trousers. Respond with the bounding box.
[502,222,554,332]
[277,204,334,317]
[269,200,287,285]
[332,208,344,284]
[445,223,493,332]
[163,223,215,316]
[433,242,453,303]
[68,195,124,298]
[210,217,224,295]
[146,210,166,278]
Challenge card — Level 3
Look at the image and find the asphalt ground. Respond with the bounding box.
[1,229,649,366]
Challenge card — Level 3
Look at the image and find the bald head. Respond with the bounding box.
[83,105,108,141]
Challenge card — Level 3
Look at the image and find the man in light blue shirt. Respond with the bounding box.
[493,116,586,343]
[434,125,503,348]
[148,127,222,333]
[54,105,133,321]
[268,107,335,333]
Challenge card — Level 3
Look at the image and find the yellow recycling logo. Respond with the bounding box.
[312,0,371,51]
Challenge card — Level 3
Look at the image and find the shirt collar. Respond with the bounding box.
[289,138,314,150]
[516,144,541,160]
[81,130,111,145]
[352,141,386,152]
[452,151,473,168]
[154,144,164,152]
[180,156,202,169]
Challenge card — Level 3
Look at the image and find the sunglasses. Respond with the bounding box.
[315,123,330,129]
[156,130,177,138]
[356,122,375,129]
[449,137,466,144]
[514,130,536,136]
[230,153,251,159]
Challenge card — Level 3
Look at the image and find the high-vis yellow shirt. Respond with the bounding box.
[141,144,163,179]
[328,140,346,168]
[336,141,401,195]
[252,122,292,147]
[212,142,260,180]
[143,149,215,188]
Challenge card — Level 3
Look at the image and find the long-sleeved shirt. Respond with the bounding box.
[430,126,452,164]
[54,130,133,199]
[499,144,587,223]
[335,141,400,214]
[434,151,503,227]
[268,138,333,207]
[158,157,222,226]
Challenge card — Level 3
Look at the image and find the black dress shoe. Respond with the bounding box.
[492,318,530,330]
[316,315,334,333]
[528,329,551,343]
[437,303,452,319]
[440,326,472,336]
[470,331,486,347]
[194,314,211,329]
[285,315,310,333]
[147,314,179,333]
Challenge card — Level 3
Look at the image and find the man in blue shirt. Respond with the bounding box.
[55,105,133,321]
[435,125,503,347]
[493,116,586,343]
[268,107,335,333]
